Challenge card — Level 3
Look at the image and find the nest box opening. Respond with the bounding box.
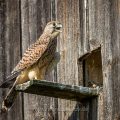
[79,48,103,87]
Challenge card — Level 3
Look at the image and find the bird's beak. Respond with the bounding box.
[55,23,62,32]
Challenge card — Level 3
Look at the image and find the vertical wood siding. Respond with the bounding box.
[57,0,81,119]
[102,0,120,119]
[0,0,120,120]
[0,0,23,120]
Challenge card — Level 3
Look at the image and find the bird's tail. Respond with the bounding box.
[0,72,19,88]
[1,81,18,112]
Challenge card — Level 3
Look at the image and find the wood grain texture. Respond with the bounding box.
[0,0,7,119]
[1,0,120,119]
[78,0,90,57]
[0,0,23,120]
[56,0,81,119]
[16,80,100,100]
[101,0,120,119]
[97,90,103,120]
[88,0,104,51]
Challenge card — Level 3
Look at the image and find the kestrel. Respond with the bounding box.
[0,21,62,112]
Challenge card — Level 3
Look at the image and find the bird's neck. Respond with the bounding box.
[38,31,52,43]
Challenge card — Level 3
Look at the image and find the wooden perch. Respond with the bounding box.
[16,80,102,101]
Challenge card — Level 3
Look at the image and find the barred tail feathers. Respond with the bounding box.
[1,81,18,112]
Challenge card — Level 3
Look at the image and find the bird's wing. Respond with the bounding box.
[12,35,51,73]
[0,72,20,88]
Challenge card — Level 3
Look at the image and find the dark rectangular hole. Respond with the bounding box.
[80,48,103,87]
[78,48,103,120]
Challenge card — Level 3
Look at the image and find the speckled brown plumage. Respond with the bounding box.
[12,35,51,73]
[1,21,62,112]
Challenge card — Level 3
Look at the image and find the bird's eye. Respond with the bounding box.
[53,23,56,27]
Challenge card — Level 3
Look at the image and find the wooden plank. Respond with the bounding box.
[0,0,7,119]
[16,80,101,100]
[79,47,101,61]
[57,0,82,119]
[0,0,23,119]
[78,0,90,57]
[97,90,103,120]
[88,0,104,51]
[101,0,120,119]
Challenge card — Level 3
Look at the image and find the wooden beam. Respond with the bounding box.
[16,80,102,101]
[79,47,101,62]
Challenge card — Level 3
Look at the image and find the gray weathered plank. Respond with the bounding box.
[78,0,90,57]
[0,0,23,120]
[101,0,120,119]
[16,80,100,100]
[56,0,82,119]
[0,0,7,119]
[88,0,104,51]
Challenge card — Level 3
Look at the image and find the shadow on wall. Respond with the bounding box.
[67,102,89,120]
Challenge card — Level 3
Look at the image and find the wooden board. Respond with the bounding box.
[56,0,82,119]
[0,1,7,119]
[101,0,120,119]
[16,80,100,100]
[0,0,23,119]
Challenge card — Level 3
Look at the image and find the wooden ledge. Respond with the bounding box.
[16,80,102,101]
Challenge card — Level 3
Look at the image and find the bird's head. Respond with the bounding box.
[44,21,62,38]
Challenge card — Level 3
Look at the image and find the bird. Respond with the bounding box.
[0,21,62,112]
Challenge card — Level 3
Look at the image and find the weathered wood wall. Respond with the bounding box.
[0,0,120,120]
[57,0,82,119]
[102,0,120,119]
[0,0,23,120]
